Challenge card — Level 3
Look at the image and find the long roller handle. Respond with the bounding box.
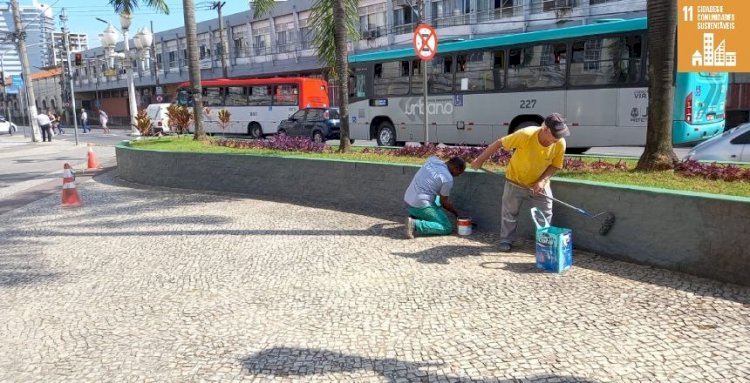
[480,167,593,217]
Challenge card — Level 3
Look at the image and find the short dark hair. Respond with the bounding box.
[544,113,570,139]
[446,157,466,172]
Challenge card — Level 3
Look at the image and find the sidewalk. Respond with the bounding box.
[0,171,748,382]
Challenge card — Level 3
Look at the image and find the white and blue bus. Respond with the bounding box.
[347,17,728,152]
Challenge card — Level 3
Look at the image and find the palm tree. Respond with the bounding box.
[636,0,679,170]
[183,0,207,140]
[108,0,207,141]
[253,0,359,152]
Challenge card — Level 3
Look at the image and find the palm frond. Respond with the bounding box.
[108,0,169,15]
[251,0,278,19]
[309,0,359,74]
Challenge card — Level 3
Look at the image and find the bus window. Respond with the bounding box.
[248,85,272,106]
[348,72,366,98]
[374,61,409,97]
[274,84,298,106]
[493,50,505,89]
[176,89,193,107]
[454,51,496,92]
[225,86,247,106]
[203,87,224,106]
[411,59,423,94]
[507,44,565,89]
[570,35,642,86]
[430,55,453,93]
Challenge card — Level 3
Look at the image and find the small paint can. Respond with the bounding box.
[457,217,472,236]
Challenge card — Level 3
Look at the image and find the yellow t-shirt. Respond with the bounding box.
[501,126,566,187]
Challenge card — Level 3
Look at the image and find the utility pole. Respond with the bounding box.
[60,8,79,145]
[150,20,160,100]
[11,0,41,142]
[211,1,229,78]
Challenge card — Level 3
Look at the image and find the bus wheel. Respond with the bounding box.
[249,123,263,139]
[312,131,325,143]
[514,120,538,132]
[376,122,396,146]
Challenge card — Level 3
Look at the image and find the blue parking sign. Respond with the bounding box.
[453,94,463,106]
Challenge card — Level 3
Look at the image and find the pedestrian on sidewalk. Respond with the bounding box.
[55,111,65,134]
[36,112,53,142]
[403,156,466,239]
[99,109,110,134]
[81,108,90,133]
[470,113,570,252]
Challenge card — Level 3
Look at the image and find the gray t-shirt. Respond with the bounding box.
[404,156,454,208]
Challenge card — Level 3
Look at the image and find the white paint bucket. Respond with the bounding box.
[457,217,472,236]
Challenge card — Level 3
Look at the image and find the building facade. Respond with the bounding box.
[49,31,88,66]
[71,0,646,119]
[0,0,55,75]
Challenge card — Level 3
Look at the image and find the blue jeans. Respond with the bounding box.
[82,120,90,132]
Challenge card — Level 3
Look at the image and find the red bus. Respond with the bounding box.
[176,77,330,137]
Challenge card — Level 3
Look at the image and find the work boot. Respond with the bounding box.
[498,242,512,252]
[405,217,415,239]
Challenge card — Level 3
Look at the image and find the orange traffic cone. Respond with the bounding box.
[87,146,101,170]
[62,163,81,207]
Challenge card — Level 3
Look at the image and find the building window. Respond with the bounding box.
[359,4,386,37]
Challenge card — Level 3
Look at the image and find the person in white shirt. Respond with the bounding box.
[99,109,110,134]
[403,156,465,238]
[36,112,52,142]
[81,109,90,133]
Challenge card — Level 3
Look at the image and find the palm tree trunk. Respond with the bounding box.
[183,0,207,140]
[333,0,352,152]
[636,0,678,170]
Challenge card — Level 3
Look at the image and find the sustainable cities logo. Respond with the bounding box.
[677,0,749,72]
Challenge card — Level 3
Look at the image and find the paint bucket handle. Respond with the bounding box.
[530,207,550,230]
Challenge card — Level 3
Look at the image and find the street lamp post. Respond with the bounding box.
[98,13,142,136]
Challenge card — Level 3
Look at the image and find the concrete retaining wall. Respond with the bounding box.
[117,144,750,286]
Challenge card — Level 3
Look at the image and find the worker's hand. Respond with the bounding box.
[531,180,546,196]
[470,158,483,170]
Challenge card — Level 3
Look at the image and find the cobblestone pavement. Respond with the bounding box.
[1,172,748,383]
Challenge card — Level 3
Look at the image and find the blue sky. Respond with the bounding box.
[43,0,250,48]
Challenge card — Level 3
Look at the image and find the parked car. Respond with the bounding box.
[0,115,18,135]
[277,107,352,143]
[145,103,171,135]
[687,123,750,162]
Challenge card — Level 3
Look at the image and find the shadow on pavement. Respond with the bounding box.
[240,346,599,383]
[0,238,59,288]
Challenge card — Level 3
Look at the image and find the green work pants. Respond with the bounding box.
[407,204,453,236]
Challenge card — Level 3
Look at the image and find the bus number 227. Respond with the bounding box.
[520,99,537,109]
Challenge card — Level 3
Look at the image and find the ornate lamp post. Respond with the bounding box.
[98,12,141,136]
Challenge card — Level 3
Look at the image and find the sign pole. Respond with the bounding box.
[423,59,428,145]
[414,23,437,146]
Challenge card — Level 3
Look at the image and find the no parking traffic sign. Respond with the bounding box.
[156,95,164,102]
[413,24,438,60]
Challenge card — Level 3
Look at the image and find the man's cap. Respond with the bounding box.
[544,113,570,139]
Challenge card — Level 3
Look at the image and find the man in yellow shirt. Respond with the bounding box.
[470,113,570,252]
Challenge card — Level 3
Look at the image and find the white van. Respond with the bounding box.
[146,103,171,134]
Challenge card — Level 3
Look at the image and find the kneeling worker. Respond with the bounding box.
[404,156,466,239]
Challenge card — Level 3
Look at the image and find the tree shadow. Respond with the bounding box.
[0,238,59,288]
[240,346,600,383]
[392,245,498,264]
